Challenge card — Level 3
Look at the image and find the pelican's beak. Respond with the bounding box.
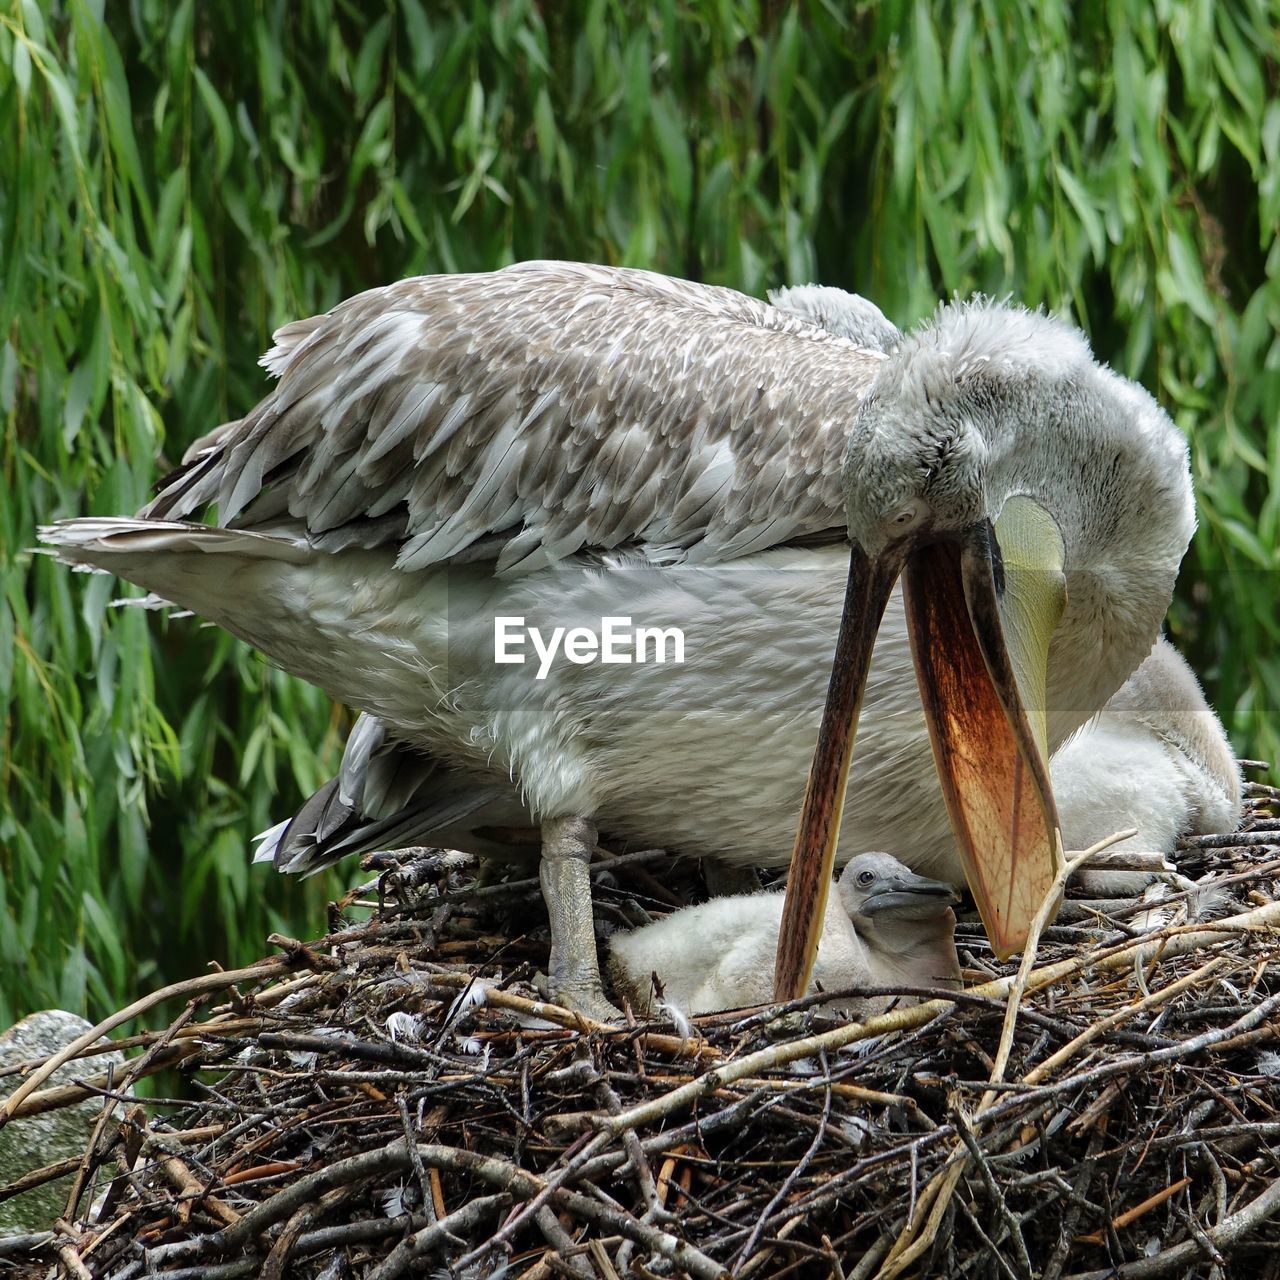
[903,498,1065,959]
[859,872,961,917]
[774,499,1066,1000]
[773,544,902,1000]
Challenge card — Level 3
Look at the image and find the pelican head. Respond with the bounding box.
[838,852,960,923]
[775,302,1159,997]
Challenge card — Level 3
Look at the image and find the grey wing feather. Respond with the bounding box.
[261,714,536,875]
[143,262,882,570]
[232,269,898,876]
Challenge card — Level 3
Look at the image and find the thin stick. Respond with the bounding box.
[1062,1170,1280,1280]
[1074,1176,1191,1244]
[363,1194,513,1280]
[1023,956,1227,1086]
[0,957,294,1126]
[990,832,1134,1097]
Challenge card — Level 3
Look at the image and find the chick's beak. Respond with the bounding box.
[859,872,961,917]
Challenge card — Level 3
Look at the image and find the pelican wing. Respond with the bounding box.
[145,262,881,571]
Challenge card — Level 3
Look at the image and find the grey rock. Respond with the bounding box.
[0,1010,125,1234]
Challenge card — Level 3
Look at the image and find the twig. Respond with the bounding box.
[1042,1128,1105,1280]
[55,1242,92,1280]
[533,1204,592,1279]
[874,830,1139,1280]
[1178,830,1278,849]
[993,835,1133,1092]
[1074,1176,1191,1244]
[67,1002,200,1223]
[1058,1167,1280,1279]
[156,1148,241,1226]
[0,1232,56,1257]
[145,1141,727,1280]
[451,1131,612,1273]
[734,1048,833,1268]
[953,1109,1034,1279]
[0,956,294,1125]
[953,1194,1023,1280]
[1023,955,1228,1085]
[0,1156,83,1205]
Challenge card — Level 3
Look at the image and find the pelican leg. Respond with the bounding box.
[539,816,622,1021]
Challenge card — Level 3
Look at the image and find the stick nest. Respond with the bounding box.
[2,777,1279,1280]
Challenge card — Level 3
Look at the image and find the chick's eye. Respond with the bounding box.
[892,508,916,526]
[856,871,875,887]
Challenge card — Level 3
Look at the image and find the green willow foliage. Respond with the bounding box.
[1,0,1276,1023]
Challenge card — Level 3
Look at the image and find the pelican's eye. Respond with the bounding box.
[856,870,875,887]
[886,499,929,533]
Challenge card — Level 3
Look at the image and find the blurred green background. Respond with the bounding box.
[1,0,1276,1025]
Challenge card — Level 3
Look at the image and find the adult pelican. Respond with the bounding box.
[255,636,1239,906]
[41,262,1194,1018]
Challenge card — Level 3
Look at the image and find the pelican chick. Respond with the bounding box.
[607,852,960,1017]
[1053,636,1242,897]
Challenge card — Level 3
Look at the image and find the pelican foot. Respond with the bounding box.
[558,981,624,1024]
[538,815,623,1022]
[760,1009,815,1039]
[531,969,622,1022]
